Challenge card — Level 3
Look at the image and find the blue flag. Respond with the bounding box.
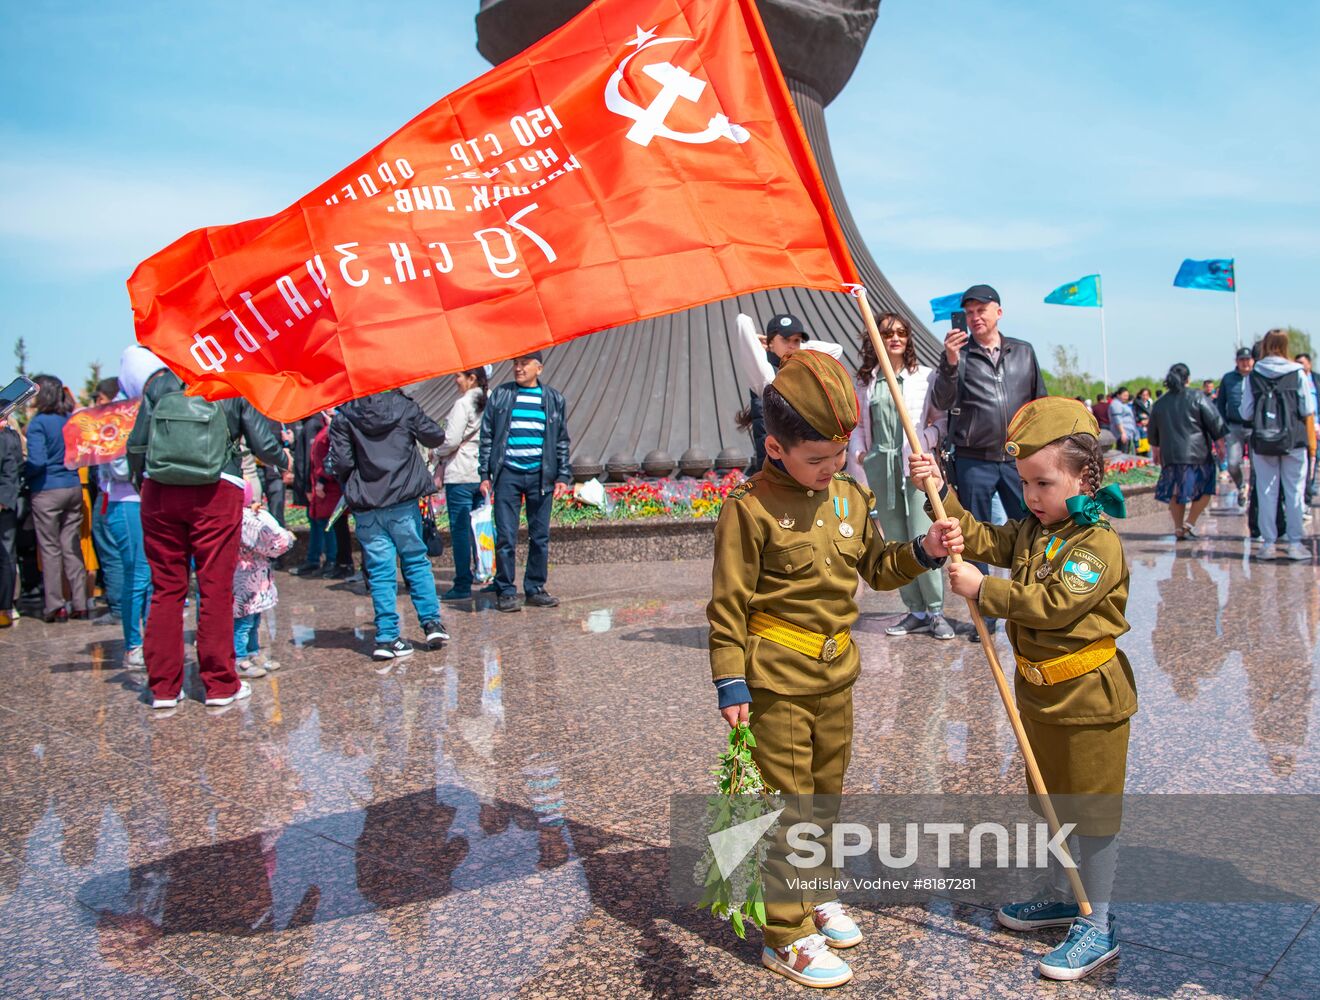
[1173,258,1235,292]
[1044,274,1102,308]
[930,292,963,322]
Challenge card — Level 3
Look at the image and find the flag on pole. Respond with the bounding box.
[1044,274,1102,308]
[1173,258,1235,292]
[929,292,964,322]
[128,0,858,421]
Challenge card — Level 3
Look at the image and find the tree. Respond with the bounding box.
[1043,344,1096,400]
[1284,326,1314,360]
[13,337,27,377]
[81,361,104,406]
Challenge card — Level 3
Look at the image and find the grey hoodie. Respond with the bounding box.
[1240,355,1316,425]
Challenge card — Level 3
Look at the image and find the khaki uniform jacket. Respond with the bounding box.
[934,491,1138,726]
[708,463,928,696]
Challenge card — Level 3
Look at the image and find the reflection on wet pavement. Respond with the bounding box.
[1,499,1318,997]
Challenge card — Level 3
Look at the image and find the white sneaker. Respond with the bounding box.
[813,900,863,949]
[204,679,252,707]
[1259,543,1277,560]
[762,933,853,988]
[124,647,146,671]
[150,691,182,710]
[1285,542,1310,562]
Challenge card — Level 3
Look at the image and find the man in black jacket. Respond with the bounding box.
[478,351,573,613]
[329,389,448,660]
[931,284,1047,639]
[1216,347,1254,508]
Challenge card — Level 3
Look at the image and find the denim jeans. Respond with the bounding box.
[307,517,337,567]
[104,501,152,650]
[445,482,480,592]
[91,500,123,615]
[234,612,261,657]
[494,468,553,597]
[354,500,441,641]
[1224,423,1251,490]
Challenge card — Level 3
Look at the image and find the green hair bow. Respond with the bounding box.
[1066,483,1127,526]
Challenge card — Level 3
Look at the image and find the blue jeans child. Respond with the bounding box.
[234,612,261,660]
[354,500,442,642]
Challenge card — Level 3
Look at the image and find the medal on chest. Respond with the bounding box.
[1036,535,1065,580]
[778,516,795,529]
[833,496,854,537]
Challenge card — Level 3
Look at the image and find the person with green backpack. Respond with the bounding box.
[127,366,291,711]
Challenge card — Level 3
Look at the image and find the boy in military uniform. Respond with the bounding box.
[910,396,1136,981]
[708,350,962,989]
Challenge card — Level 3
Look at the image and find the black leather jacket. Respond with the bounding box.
[931,334,1047,461]
[1148,388,1226,465]
[478,381,572,494]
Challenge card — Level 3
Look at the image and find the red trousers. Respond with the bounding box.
[141,480,243,701]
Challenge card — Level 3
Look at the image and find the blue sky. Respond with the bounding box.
[2,0,1316,390]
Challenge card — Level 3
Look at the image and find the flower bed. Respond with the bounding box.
[424,461,1158,528]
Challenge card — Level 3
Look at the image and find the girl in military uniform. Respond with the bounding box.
[910,397,1136,982]
[709,350,963,989]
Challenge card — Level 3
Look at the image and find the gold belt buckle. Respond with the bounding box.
[821,636,839,662]
[1022,663,1046,686]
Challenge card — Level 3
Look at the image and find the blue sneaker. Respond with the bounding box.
[1038,917,1119,981]
[996,898,1080,931]
[813,900,863,949]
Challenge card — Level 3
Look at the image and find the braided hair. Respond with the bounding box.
[1050,433,1105,498]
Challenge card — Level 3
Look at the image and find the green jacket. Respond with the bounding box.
[708,463,932,696]
[934,490,1138,725]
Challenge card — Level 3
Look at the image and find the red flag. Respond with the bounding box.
[129,0,858,421]
[62,400,141,469]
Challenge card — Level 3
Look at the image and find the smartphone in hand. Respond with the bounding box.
[0,376,38,420]
[951,310,968,333]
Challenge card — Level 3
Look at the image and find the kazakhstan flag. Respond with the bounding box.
[1173,258,1234,292]
[930,292,963,321]
[1044,274,1102,308]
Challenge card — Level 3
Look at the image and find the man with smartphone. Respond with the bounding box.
[930,285,1047,641]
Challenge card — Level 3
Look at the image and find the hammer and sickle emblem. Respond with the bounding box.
[605,27,751,148]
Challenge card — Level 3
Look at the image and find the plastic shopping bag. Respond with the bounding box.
[471,500,496,583]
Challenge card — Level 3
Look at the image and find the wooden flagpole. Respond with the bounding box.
[851,287,1091,915]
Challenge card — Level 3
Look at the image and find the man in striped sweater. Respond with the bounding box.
[479,352,573,613]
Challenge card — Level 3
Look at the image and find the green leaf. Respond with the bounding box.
[730,907,746,939]
[752,899,767,927]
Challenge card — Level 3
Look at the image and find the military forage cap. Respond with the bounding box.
[772,350,859,442]
[1004,397,1099,458]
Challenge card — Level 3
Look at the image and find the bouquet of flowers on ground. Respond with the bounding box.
[694,721,782,939]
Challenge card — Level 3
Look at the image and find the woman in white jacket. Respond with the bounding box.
[848,313,952,639]
[433,367,489,599]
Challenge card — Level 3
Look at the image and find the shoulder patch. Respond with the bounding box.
[727,480,755,501]
[832,472,857,483]
[1060,547,1106,595]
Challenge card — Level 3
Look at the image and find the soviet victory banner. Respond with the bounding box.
[128,0,858,421]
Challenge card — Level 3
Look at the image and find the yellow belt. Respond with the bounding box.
[1015,637,1116,686]
[749,611,851,663]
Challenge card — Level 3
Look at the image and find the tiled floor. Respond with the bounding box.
[1,495,1317,998]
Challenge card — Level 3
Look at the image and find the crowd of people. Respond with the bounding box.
[728,288,1317,650]
[1,345,574,714]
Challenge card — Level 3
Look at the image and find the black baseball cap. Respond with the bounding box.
[961,284,1001,306]
[515,350,544,363]
[766,313,807,338]
[1235,347,1253,360]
